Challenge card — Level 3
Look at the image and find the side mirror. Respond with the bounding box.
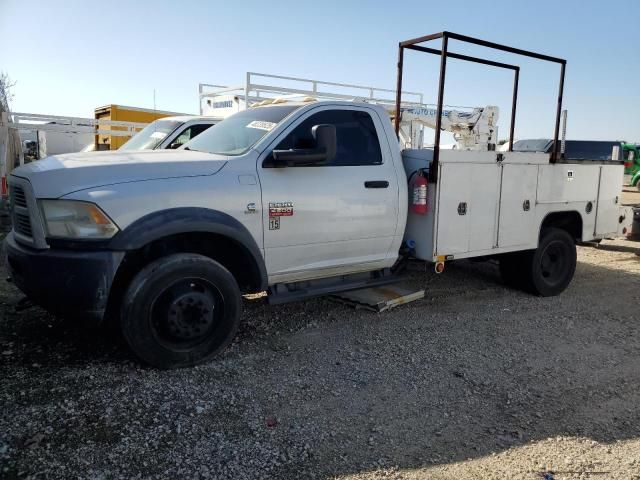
[312,124,336,163]
[270,124,336,167]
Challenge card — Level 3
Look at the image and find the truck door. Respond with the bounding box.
[257,107,399,282]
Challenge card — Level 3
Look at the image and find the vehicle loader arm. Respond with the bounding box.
[395,105,499,150]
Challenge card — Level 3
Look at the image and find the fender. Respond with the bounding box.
[109,207,267,289]
[539,210,584,241]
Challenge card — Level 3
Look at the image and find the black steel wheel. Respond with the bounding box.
[525,228,576,296]
[121,253,241,369]
[150,277,223,350]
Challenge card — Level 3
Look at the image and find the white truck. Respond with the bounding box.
[119,116,218,151]
[4,32,633,368]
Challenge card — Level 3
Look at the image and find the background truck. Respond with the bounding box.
[623,142,640,189]
[119,116,217,151]
[5,32,633,368]
[94,104,186,150]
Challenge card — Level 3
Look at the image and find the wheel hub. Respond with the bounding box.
[166,291,215,341]
[540,243,565,281]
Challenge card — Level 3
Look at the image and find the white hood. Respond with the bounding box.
[11,149,229,198]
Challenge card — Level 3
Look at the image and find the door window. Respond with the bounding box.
[272,109,383,166]
[169,123,214,149]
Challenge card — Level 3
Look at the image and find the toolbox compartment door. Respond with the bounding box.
[498,164,538,248]
[435,159,500,256]
[435,163,470,255]
[595,165,624,236]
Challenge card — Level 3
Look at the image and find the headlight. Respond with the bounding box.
[39,200,119,239]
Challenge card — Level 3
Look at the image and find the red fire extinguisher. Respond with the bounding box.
[410,170,428,215]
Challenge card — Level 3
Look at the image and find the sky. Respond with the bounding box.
[1,0,638,143]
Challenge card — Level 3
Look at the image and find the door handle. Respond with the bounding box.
[364,180,389,188]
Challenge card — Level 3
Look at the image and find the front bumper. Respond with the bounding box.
[4,232,125,323]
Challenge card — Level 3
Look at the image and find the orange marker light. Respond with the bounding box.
[87,204,112,225]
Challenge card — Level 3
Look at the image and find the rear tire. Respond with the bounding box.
[522,228,576,296]
[121,253,241,369]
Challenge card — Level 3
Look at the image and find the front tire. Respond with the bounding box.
[121,253,241,369]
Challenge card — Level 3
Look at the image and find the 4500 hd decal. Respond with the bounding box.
[268,202,294,230]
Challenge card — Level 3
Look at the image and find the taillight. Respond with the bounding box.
[410,170,428,215]
[1,176,7,197]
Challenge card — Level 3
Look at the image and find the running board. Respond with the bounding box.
[267,268,403,305]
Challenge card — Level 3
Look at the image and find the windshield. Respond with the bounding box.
[120,119,182,151]
[183,105,299,155]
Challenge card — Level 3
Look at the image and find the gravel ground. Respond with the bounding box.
[622,186,640,207]
[1,240,639,479]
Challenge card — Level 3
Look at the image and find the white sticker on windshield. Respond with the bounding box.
[150,131,168,139]
[247,121,276,131]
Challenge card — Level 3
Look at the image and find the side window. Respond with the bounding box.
[274,109,383,166]
[190,123,214,138]
[169,123,214,149]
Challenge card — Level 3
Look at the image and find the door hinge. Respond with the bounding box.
[496,153,504,163]
[457,202,467,215]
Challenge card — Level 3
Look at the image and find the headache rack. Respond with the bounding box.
[199,72,429,114]
[394,31,567,181]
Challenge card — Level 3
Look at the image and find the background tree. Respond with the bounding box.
[0,72,16,113]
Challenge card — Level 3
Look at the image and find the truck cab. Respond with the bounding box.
[119,116,217,151]
[5,101,407,368]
